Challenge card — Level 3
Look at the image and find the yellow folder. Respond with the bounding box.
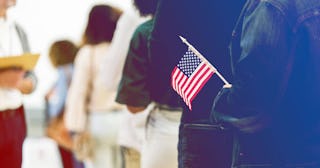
[0,53,40,70]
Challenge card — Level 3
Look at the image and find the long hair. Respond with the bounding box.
[82,4,122,45]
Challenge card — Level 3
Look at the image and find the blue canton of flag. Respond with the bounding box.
[171,48,215,110]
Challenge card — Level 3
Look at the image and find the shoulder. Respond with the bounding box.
[132,19,154,40]
[250,0,320,18]
[12,22,25,31]
[243,0,294,28]
[115,8,145,34]
[74,45,92,65]
[76,45,91,57]
[12,22,28,38]
[250,0,320,30]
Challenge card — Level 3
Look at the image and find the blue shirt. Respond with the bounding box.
[46,64,73,118]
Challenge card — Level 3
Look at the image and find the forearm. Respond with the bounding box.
[126,105,147,113]
[212,3,290,132]
[18,71,37,94]
[0,68,25,89]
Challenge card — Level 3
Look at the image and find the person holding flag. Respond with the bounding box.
[212,0,320,167]
[150,0,246,167]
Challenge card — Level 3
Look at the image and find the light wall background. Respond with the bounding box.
[8,0,132,111]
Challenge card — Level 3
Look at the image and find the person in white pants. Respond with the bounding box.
[116,0,182,167]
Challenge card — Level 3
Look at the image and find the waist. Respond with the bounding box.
[151,106,182,122]
[0,106,24,120]
[154,103,182,112]
[0,88,23,111]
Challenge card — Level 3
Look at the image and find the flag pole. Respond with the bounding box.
[179,36,232,88]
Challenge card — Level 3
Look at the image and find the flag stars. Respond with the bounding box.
[177,49,202,77]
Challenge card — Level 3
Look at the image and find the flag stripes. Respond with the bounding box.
[171,61,214,110]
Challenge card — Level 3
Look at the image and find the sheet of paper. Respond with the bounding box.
[0,53,40,70]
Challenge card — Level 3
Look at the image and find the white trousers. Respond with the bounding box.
[88,111,124,168]
[141,107,182,168]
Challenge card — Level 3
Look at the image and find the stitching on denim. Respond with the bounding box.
[262,0,288,17]
[261,0,293,31]
[293,8,320,33]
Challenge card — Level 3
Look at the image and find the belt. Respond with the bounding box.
[0,106,24,120]
[154,103,182,112]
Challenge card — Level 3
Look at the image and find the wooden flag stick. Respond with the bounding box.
[179,36,232,88]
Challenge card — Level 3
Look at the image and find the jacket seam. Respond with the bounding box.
[293,8,320,33]
[261,0,294,33]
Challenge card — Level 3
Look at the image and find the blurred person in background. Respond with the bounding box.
[46,40,85,168]
[0,0,37,167]
[64,4,124,168]
[97,1,146,168]
[116,0,183,168]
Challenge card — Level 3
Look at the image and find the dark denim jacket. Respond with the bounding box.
[212,0,320,166]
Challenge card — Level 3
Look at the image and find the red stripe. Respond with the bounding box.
[190,71,214,103]
[171,67,179,90]
[175,71,185,95]
[181,63,208,108]
[171,62,215,111]
[185,65,211,103]
[184,63,208,99]
[171,68,189,105]
[181,63,207,99]
[177,75,188,99]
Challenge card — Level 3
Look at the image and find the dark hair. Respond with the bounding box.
[82,4,122,45]
[49,40,78,67]
[133,0,159,16]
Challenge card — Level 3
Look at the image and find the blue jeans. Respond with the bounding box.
[178,121,234,168]
[232,132,320,168]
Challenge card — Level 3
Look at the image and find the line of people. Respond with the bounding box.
[2,0,320,167]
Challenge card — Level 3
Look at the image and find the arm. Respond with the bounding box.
[212,2,290,132]
[15,23,37,94]
[126,105,147,113]
[0,68,25,88]
[64,47,91,132]
[17,71,37,94]
[116,21,152,112]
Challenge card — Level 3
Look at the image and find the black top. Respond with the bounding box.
[116,19,181,108]
[150,0,246,122]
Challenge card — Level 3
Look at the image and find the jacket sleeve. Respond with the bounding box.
[212,2,291,132]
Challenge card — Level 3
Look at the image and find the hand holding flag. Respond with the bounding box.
[171,36,232,110]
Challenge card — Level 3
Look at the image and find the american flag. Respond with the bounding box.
[171,48,215,110]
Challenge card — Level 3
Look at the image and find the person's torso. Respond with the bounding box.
[46,64,73,117]
[150,0,246,121]
[86,43,124,112]
[230,0,320,164]
[139,19,182,109]
[0,19,29,111]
